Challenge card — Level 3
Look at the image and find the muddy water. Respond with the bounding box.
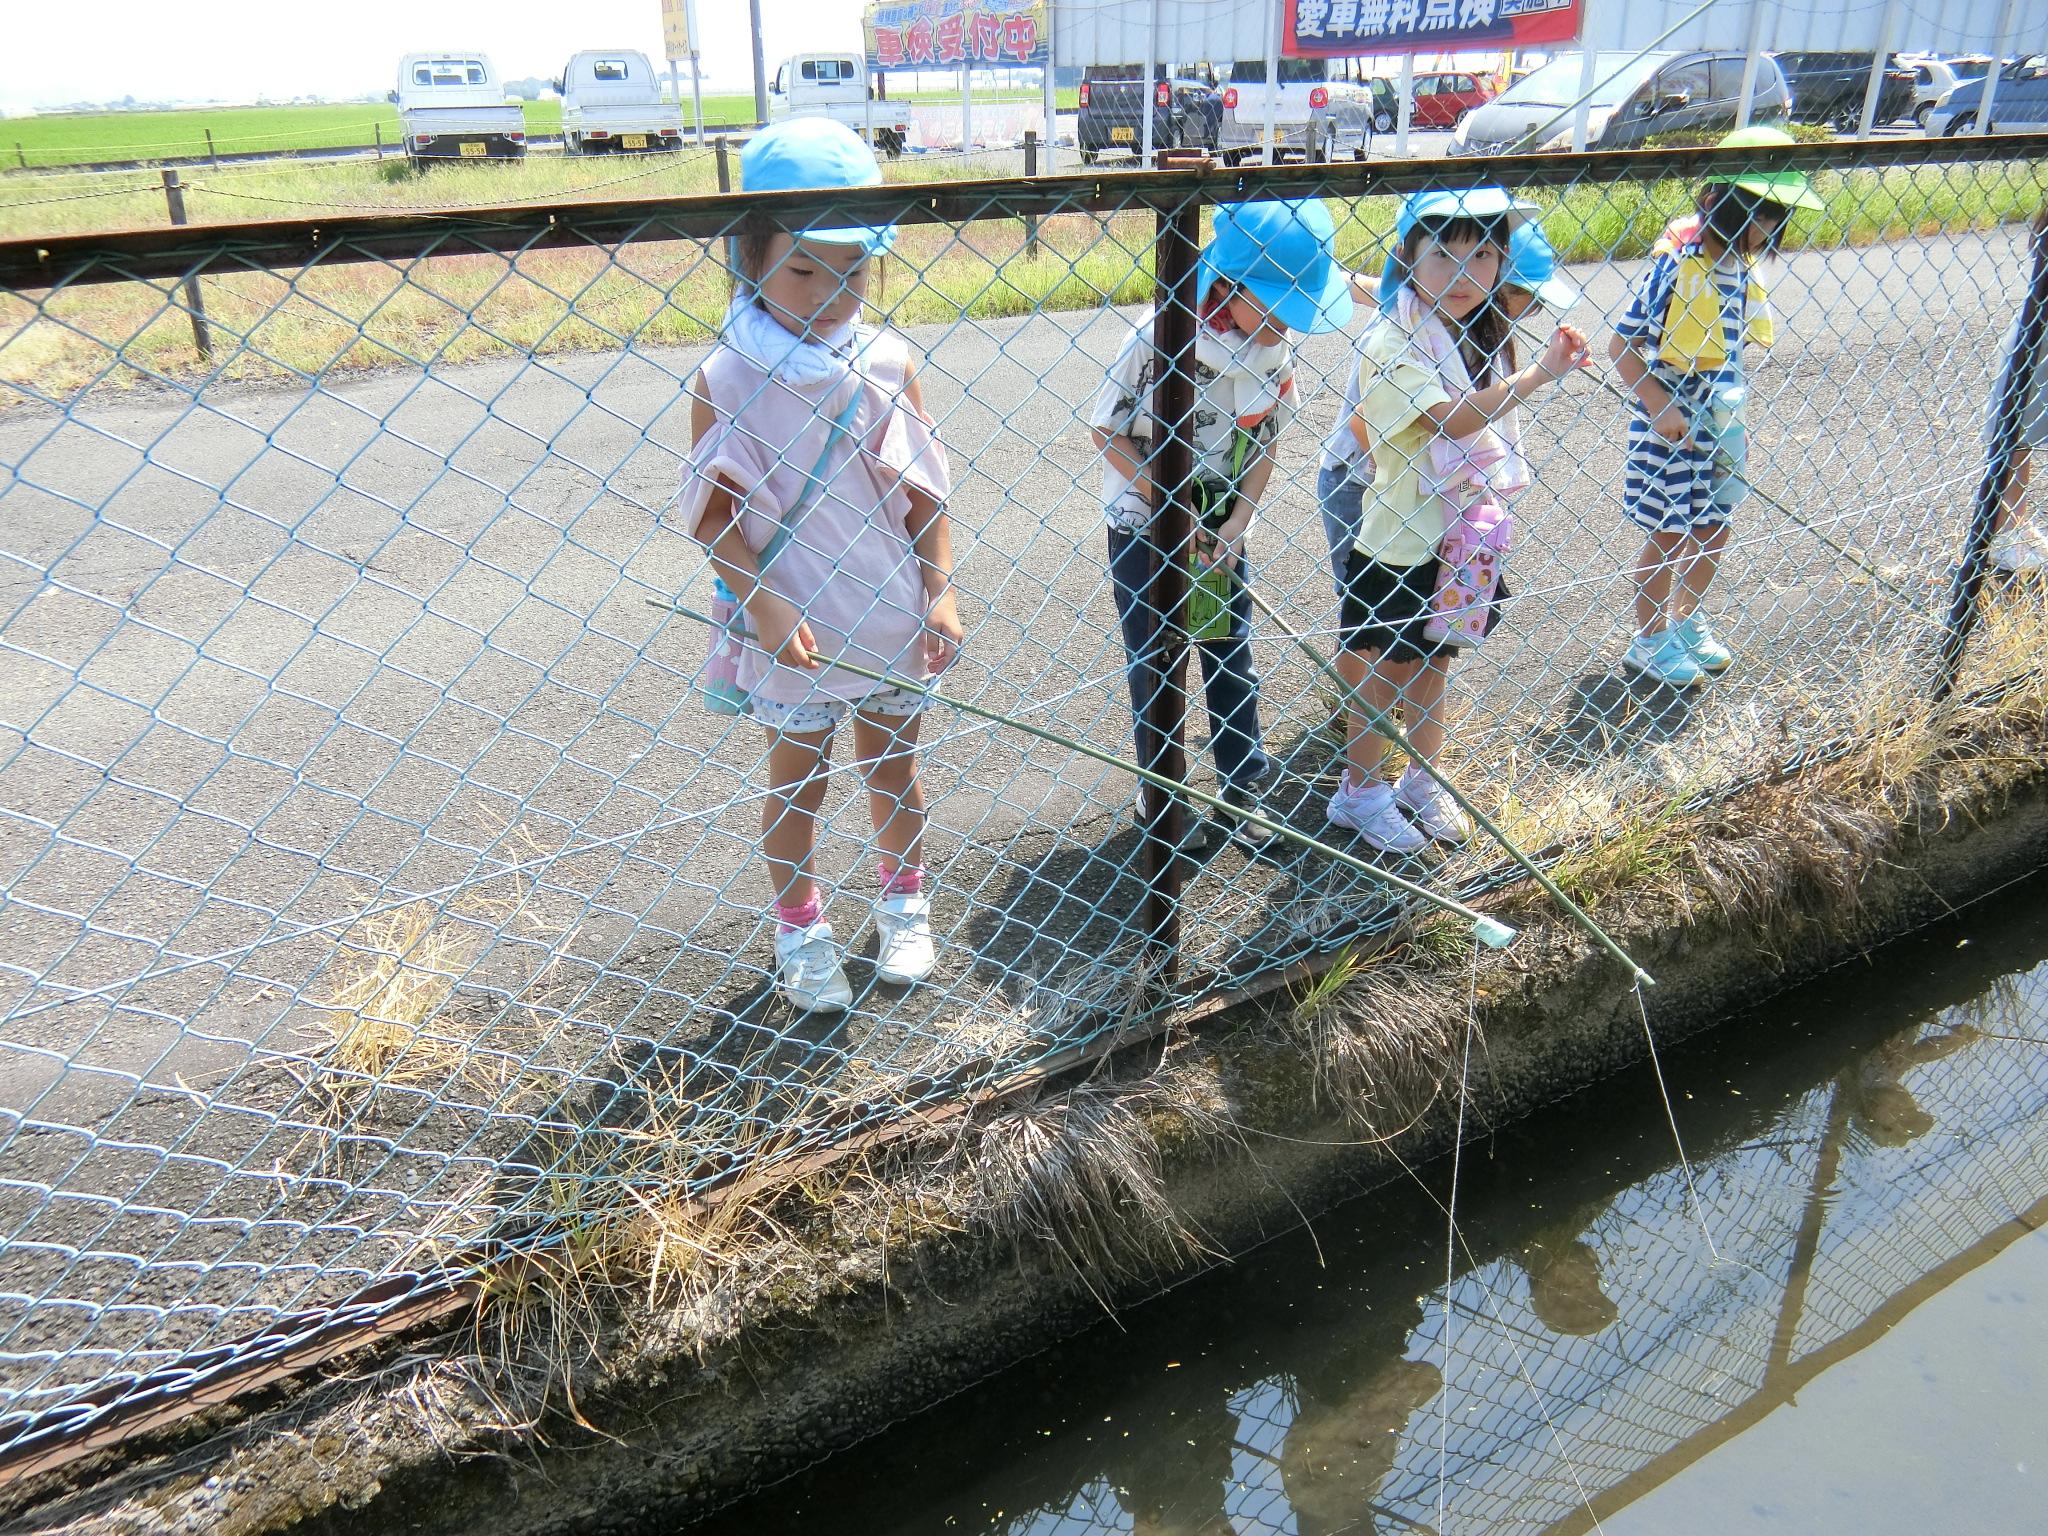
[682,875,2048,1536]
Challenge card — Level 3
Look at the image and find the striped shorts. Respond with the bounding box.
[1622,393,1748,534]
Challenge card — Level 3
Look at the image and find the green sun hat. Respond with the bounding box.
[1703,125,1825,212]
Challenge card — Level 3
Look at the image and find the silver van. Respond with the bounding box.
[1451,50,1790,156]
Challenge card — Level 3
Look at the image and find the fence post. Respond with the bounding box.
[374,121,384,161]
[714,135,731,194]
[1136,148,1205,981]
[1022,130,1040,258]
[158,170,214,363]
[204,128,219,167]
[15,143,25,172]
[1935,207,2048,702]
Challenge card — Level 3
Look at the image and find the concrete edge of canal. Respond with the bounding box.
[14,716,2048,1536]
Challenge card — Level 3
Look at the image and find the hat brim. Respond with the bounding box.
[1198,254,1356,335]
[1708,172,1825,212]
[791,224,898,257]
[1517,272,1580,311]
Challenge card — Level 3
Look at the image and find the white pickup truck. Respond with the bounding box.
[558,49,683,154]
[768,52,911,156]
[395,53,526,165]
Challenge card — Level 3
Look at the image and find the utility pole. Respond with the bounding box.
[749,0,770,127]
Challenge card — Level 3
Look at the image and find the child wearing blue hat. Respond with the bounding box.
[1089,197,1354,852]
[678,118,959,1013]
[1327,188,1587,853]
[1318,217,1577,589]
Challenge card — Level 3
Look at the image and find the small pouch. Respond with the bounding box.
[1424,496,1513,646]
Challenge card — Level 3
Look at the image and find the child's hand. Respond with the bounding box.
[749,594,820,669]
[1536,325,1590,381]
[1200,512,1251,574]
[1649,397,1692,445]
[923,589,964,672]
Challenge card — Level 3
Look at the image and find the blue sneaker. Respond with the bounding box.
[1622,629,1705,687]
[1675,615,1734,674]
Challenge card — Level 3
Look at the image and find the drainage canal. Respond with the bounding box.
[683,873,2048,1535]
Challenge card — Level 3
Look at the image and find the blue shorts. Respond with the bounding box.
[1622,389,1747,534]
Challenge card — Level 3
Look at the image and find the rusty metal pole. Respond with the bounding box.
[1936,207,2048,702]
[714,134,732,194]
[1023,129,1041,258]
[158,169,214,362]
[1136,149,1204,981]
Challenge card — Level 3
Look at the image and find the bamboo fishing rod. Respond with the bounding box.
[1580,365,1947,625]
[1235,582,1654,987]
[647,596,1524,951]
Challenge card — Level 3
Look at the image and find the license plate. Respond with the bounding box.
[1111,125,1134,143]
[621,134,647,149]
[458,141,487,157]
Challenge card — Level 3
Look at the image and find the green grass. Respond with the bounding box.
[1,92,1076,170]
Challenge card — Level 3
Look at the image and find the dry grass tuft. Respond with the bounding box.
[957,1072,1199,1285]
[1284,932,1466,1142]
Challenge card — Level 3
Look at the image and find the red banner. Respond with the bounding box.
[1285,0,1581,59]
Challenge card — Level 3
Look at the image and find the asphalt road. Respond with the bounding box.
[0,213,2025,1411]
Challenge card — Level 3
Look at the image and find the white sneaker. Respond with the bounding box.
[873,891,936,986]
[1325,776,1426,854]
[1396,767,1472,846]
[774,920,852,1012]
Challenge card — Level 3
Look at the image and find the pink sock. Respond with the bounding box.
[878,859,924,897]
[776,894,822,932]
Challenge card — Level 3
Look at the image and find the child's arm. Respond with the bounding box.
[1423,325,1589,439]
[688,375,818,669]
[1608,332,1692,444]
[903,364,962,670]
[1091,427,1158,509]
[1203,442,1277,574]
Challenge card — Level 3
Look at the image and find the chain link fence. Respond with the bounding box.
[1,134,2045,1470]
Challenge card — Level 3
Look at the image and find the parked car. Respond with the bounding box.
[1409,69,1494,129]
[558,50,682,154]
[395,53,526,165]
[1898,54,1995,129]
[1215,58,1394,162]
[1077,65,1221,164]
[1928,59,2048,137]
[768,52,911,157]
[1452,49,1790,155]
[1772,50,1916,128]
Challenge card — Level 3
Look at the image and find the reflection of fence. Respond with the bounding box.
[2,135,2046,1471]
[948,968,2048,1536]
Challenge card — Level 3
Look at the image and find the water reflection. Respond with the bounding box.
[687,902,2048,1536]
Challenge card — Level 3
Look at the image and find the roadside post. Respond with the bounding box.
[157,170,214,362]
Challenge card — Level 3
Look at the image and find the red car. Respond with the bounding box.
[1409,70,1495,128]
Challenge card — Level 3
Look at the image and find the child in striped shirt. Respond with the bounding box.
[1608,127,1821,686]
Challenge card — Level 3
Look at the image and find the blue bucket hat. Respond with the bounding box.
[1197,198,1353,336]
[1503,221,1577,312]
[1376,186,1537,311]
[739,118,896,257]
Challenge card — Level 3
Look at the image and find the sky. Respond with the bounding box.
[0,0,877,113]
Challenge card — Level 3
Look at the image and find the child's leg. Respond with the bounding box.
[763,726,836,911]
[850,707,925,876]
[1632,529,1691,633]
[1107,528,1188,808]
[1337,646,1413,784]
[1395,656,1453,767]
[1670,522,1730,622]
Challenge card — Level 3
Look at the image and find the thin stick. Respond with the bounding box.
[1583,366,1945,624]
[647,597,1519,945]
[1242,582,1657,986]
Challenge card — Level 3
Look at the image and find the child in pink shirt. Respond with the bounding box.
[676,121,958,1014]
